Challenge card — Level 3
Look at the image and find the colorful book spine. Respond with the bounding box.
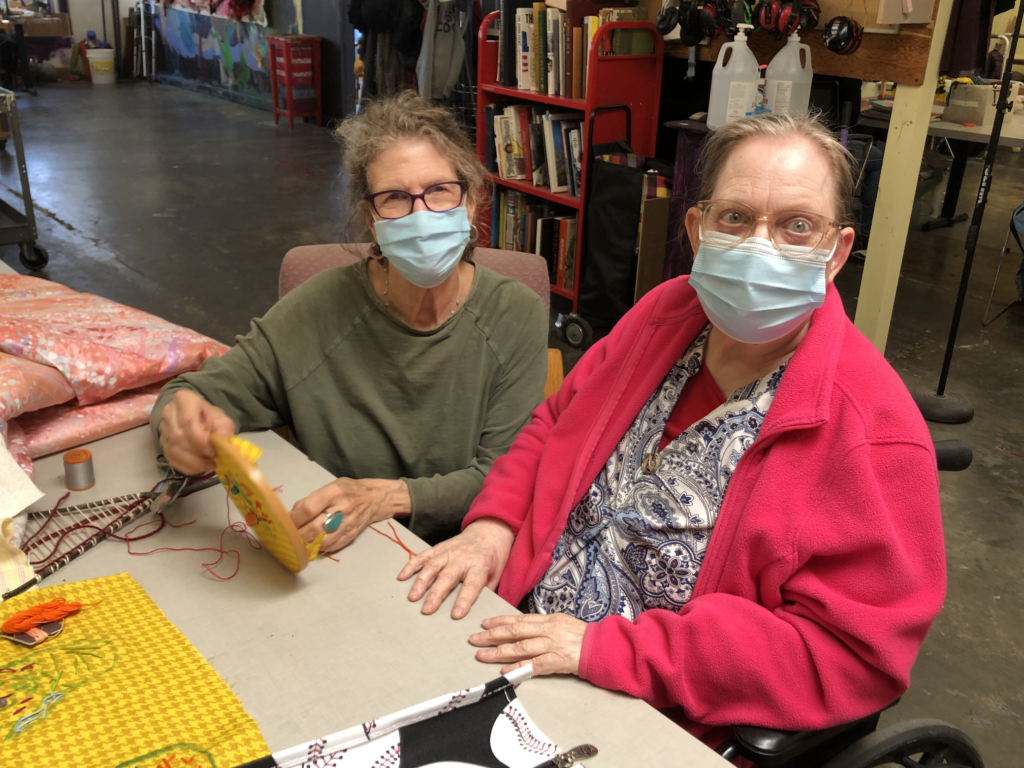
[568,128,583,197]
[517,9,532,90]
[529,121,547,186]
[484,103,499,173]
[533,4,547,94]
[546,9,557,96]
[559,13,567,98]
[505,190,517,250]
[570,26,581,100]
[516,106,533,185]
[498,190,507,247]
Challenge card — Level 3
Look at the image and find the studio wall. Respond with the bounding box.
[154,0,353,121]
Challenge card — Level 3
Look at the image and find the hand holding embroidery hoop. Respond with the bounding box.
[211,434,323,573]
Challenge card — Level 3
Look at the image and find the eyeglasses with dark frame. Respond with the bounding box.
[696,199,843,259]
[365,181,469,220]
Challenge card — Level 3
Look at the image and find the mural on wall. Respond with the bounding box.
[164,0,268,26]
[156,6,272,108]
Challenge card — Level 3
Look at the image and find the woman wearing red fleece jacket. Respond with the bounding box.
[398,114,945,737]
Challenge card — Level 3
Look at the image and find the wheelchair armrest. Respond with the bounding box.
[934,439,973,472]
[717,703,898,767]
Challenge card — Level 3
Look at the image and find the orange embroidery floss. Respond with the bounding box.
[367,522,417,559]
[1,598,101,635]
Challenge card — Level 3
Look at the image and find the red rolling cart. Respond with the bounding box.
[267,34,323,129]
[475,12,663,325]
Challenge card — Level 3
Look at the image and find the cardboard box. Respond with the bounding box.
[634,197,671,304]
[943,81,1023,127]
[0,13,71,38]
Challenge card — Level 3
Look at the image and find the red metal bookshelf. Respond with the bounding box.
[476,12,663,313]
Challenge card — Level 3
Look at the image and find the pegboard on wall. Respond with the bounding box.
[640,0,939,85]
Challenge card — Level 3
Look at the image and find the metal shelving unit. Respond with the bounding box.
[0,88,47,270]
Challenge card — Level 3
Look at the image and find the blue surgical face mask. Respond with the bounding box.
[374,207,471,289]
[689,236,830,344]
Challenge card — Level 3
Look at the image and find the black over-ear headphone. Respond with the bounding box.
[822,15,863,55]
[799,0,820,29]
[677,0,707,45]
[656,0,681,36]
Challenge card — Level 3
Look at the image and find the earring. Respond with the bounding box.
[369,241,382,257]
[469,225,479,242]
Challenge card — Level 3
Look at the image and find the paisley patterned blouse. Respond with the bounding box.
[530,326,787,621]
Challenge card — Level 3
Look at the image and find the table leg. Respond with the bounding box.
[921,138,970,231]
[14,25,36,96]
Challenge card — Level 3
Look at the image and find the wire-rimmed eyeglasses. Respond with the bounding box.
[696,199,843,258]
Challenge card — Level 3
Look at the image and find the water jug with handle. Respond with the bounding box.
[707,24,760,129]
[764,32,812,115]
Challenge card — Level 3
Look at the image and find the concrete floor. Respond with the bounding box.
[3,83,1022,765]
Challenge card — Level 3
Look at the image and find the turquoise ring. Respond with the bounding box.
[323,511,344,533]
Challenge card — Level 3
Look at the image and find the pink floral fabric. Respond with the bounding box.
[0,275,227,406]
[0,419,33,478]
[0,351,76,422]
[0,274,228,468]
[17,383,163,459]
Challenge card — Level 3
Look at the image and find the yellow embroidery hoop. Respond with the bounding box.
[211,434,322,573]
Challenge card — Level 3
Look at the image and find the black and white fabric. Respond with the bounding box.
[261,667,560,768]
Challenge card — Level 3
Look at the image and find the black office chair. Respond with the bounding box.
[715,439,981,768]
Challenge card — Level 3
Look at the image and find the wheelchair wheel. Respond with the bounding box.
[554,312,593,349]
[822,719,983,768]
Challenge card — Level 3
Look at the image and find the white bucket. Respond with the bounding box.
[86,48,116,85]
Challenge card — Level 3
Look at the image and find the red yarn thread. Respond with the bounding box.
[120,491,262,580]
[367,522,416,558]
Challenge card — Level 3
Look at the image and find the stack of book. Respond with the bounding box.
[497,0,651,99]
[491,190,579,290]
[485,103,584,196]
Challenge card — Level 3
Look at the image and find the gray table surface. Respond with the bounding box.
[858,112,1024,148]
[23,427,728,767]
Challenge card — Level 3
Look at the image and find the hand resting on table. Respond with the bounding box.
[469,613,587,677]
[399,519,586,678]
[398,518,515,619]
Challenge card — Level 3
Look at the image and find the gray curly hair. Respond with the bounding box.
[334,91,486,257]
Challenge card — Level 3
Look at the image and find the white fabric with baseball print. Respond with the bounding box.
[268,667,562,768]
[531,325,786,621]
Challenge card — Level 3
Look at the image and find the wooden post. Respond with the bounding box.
[852,0,955,352]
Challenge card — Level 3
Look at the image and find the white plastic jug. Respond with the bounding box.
[707,24,760,130]
[764,32,812,115]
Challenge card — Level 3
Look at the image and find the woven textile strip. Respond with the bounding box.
[0,573,268,767]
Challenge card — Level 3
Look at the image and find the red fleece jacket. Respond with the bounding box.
[464,277,945,733]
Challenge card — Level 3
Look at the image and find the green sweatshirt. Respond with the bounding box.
[151,261,548,544]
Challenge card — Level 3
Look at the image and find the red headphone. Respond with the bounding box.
[758,0,801,39]
[699,0,730,38]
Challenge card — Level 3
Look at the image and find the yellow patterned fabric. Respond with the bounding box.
[0,573,268,767]
[216,435,321,573]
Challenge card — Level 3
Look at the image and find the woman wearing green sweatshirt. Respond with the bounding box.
[151,93,548,553]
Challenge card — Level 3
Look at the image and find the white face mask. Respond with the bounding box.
[689,237,831,343]
[374,208,471,288]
